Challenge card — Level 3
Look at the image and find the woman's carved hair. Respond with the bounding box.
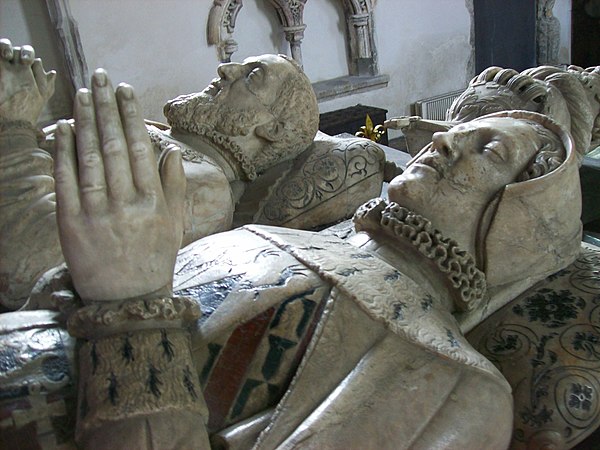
[449,64,599,157]
[517,119,565,182]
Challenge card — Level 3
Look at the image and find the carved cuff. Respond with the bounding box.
[0,120,40,148]
[75,327,208,444]
[68,296,201,339]
[70,296,206,445]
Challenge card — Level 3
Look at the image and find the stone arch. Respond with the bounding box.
[206,0,379,76]
[207,0,244,63]
[267,0,308,65]
[340,0,378,75]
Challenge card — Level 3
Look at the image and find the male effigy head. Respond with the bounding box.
[163,54,319,174]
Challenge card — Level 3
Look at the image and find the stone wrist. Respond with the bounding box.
[70,295,207,447]
[68,296,201,339]
[0,120,40,148]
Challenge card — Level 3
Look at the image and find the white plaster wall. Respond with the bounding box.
[20,0,586,141]
[317,0,473,119]
[302,0,348,82]
[68,0,218,121]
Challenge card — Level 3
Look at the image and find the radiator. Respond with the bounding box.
[411,89,464,121]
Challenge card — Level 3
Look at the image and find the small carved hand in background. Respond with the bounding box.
[0,38,56,126]
[54,69,186,302]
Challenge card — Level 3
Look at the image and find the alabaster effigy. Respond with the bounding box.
[2,53,597,450]
[0,39,63,310]
[0,40,386,310]
[387,64,600,160]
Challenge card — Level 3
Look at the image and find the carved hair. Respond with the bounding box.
[523,65,595,158]
[448,65,598,157]
[258,55,319,171]
[517,119,565,181]
[567,65,600,151]
[447,67,547,122]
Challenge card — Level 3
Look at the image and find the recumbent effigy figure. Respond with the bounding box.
[0,40,62,310]
[387,64,600,160]
[0,39,386,310]
[0,65,591,449]
[385,62,600,449]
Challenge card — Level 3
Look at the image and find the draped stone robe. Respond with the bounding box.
[178,224,513,449]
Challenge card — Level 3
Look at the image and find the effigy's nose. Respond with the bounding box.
[431,132,458,162]
[217,62,245,80]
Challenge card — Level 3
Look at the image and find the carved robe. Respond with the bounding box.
[177,223,513,449]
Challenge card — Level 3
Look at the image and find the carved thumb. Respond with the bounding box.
[45,70,57,100]
[159,144,186,238]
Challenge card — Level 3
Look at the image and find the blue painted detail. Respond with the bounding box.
[337,267,360,277]
[183,366,198,400]
[41,354,70,382]
[147,364,163,398]
[121,336,134,363]
[107,372,118,405]
[262,335,297,381]
[384,271,402,282]
[160,329,175,362]
[231,379,263,419]
[200,343,222,387]
[445,328,460,348]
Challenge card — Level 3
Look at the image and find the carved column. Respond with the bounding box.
[268,0,308,67]
[342,0,378,76]
[536,0,561,65]
[208,0,244,63]
[68,297,209,449]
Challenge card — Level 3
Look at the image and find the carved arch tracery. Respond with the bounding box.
[340,0,378,76]
[207,0,244,63]
[206,0,379,76]
[267,0,308,66]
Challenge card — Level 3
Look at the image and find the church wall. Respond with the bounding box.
[555,0,572,65]
[2,0,572,132]
[316,0,473,115]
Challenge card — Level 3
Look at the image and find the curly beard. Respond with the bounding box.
[164,91,261,137]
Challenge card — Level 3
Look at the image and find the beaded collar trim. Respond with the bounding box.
[353,198,486,312]
[149,122,258,181]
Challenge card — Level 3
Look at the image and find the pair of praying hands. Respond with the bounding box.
[55,70,185,302]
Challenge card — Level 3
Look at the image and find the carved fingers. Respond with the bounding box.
[55,69,185,302]
[0,38,14,60]
[54,119,80,216]
[159,144,186,235]
[0,38,56,125]
[72,88,105,211]
[89,69,136,203]
[33,57,56,102]
[61,69,177,211]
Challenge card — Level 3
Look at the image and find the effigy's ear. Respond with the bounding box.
[255,119,286,142]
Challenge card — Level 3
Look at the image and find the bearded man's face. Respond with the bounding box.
[166,54,296,138]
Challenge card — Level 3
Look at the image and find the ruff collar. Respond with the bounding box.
[148,125,257,181]
[353,198,486,312]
